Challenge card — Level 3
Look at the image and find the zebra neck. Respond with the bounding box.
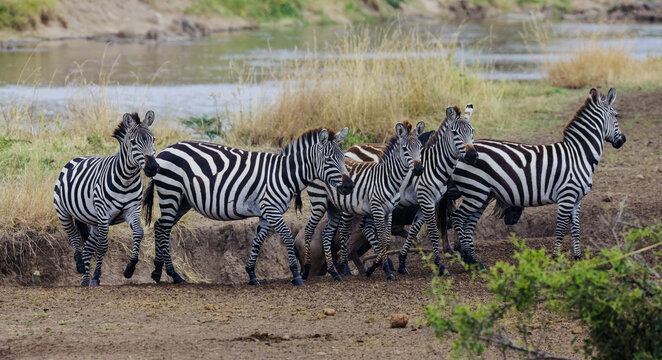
[114,142,141,186]
[381,149,410,182]
[284,151,313,194]
[422,129,458,176]
[563,115,605,169]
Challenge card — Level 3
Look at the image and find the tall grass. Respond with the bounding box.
[230,27,508,146]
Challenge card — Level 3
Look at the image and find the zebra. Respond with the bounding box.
[344,104,478,276]
[446,88,625,268]
[53,111,159,286]
[301,121,425,281]
[141,128,354,286]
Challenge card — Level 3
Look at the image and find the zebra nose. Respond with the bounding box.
[144,155,160,177]
[465,148,478,164]
[412,161,424,176]
[613,135,626,149]
[339,175,354,195]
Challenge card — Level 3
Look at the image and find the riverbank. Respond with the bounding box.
[1,0,662,45]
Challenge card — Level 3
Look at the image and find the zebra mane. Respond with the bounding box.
[424,106,461,149]
[381,121,412,161]
[563,94,600,138]
[112,113,141,142]
[280,128,336,156]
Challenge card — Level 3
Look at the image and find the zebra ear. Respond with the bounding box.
[606,88,616,106]
[395,122,407,138]
[335,127,349,143]
[588,88,599,103]
[414,121,425,136]
[319,129,329,144]
[123,113,136,128]
[446,106,457,120]
[144,110,155,127]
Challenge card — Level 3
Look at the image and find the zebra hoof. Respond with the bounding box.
[439,267,450,277]
[342,262,352,276]
[151,270,162,283]
[301,264,311,280]
[291,276,304,286]
[74,253,84,274]
[123,260,137,279]
[398,265,410,275]
[329,269,342,282]
[386,258,396,272]
[365,262,379,278]
[80,278,90,287]
[172,274,185,284]
[89,279,100,287]
[573,255,582,261]
[386,273,396,281]
[248,278,261,286]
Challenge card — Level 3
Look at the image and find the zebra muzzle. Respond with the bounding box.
[338,175,355,195]
[464,146,478,164]
[144,155,160,177]
[412,161,424,176]
[612,135,626,149]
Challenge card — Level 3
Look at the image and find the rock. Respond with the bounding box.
[146,29,161,40]
[323,308,336,316]
[636,174,645,180]
[571,326,583,334]
[389,314,409,328]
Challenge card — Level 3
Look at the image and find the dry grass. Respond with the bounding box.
[229,27,509,146]
[546,39,662,89]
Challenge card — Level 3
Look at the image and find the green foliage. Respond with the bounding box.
[426,227,662,359]
[0,0,56,31]
[342,130,379,147]
[180,115,222,141]
[386,0,405,9]
[187,0,303,22]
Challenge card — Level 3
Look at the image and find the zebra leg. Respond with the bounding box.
[123,209,143,279]
[381,212,396,280]
[263,211,304,286]
[338,212,354,275]
[58,213,85,274]
[90,222,109,287]
[365,205,389,279]
[398,209,424,275]
[245,218,271,286]
[321,210,343,282]
[80,226,97,287]
[301,203,326,280]
[153,201,191,284]
[420,198,449,276]
[552,197,575,258]
[570,202,583,260]
[451,195,489,270]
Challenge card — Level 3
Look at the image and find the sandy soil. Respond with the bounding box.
[0,87,660,359]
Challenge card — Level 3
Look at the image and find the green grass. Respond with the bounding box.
[0,0,56,31]
[187,0,304,22]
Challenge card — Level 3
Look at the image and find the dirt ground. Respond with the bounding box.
[0,87,661,359]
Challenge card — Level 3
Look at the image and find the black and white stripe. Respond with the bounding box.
[53,111,159,286]
[142,128,353,286]
[449,88,625,267]
[301,121,425,281]
[347,105,477,276]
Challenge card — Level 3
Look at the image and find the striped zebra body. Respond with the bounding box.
[347,105,477,276]
[142,128,352,286]
[301,121,425,281]
[449,88,625,267]
[53,111,159,286]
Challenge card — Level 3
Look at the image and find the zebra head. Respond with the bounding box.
[589,88,626,149]
[317,127,354,195]
[395,120,425,176]
[117,111,159,177]
[446,104,478,165]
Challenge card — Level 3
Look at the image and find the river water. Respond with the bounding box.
[1,20,661,119]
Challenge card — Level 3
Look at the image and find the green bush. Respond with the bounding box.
[426,227,662,359]
[187,0,302,22]
[180,115,222,141]
[0,0,56,31]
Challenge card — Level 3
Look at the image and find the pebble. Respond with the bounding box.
[389,314,409,328]
[323,308,336,316]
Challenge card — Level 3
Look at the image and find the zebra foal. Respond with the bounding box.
[301,121,425,281]
[345,104,478,276]
[53,111,159,286]
[142,128,354,286]
[448,88,626,267]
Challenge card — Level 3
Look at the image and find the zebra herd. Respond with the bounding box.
[53,88,625,286]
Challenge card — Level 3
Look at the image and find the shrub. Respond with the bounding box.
[426,227,662,359]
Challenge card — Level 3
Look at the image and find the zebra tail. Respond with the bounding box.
[295,192,303,214]
[490,198,508,219]
[436,195,448,240]
[143,180,155,226]
[75,220,90,241]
